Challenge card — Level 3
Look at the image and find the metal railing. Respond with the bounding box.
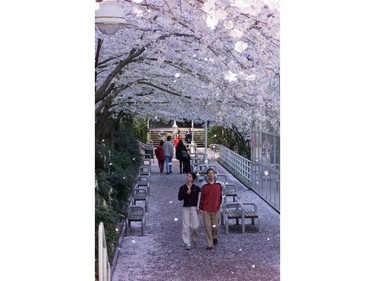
[217,145,280,212]
[98,222,111,281]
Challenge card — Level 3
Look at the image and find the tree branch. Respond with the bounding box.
[137,80,192,99]
[95,47,146,102]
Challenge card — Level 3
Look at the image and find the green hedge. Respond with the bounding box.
[95,124,144,278]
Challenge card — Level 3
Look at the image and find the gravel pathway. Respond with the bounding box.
[112,158,280,281]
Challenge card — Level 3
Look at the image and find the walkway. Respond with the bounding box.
[112,158,280,281]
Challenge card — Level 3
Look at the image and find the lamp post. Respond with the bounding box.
[190,120,195,154]
[191,120,194,143]
[95,0,127,35]
[172,120,178,136]
[147,118,150,143]
[204,120,208,163]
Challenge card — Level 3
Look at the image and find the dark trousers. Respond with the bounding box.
[157,159,165,172]
[183,158,191,173]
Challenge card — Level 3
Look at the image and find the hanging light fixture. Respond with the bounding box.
[95,0,127,35]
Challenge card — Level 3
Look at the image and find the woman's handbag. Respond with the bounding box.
[182,150,189,158]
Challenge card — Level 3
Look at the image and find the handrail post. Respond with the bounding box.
[98,222,111,281]
[204,120,208,163]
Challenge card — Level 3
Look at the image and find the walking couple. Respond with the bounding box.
[178,169,222,250]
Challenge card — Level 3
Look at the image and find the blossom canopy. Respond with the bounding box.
[95,0,280,133]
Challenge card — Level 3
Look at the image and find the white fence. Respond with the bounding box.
[218,137,280,212]
[98,222,111,281]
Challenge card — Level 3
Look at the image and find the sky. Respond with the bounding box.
[1,1,375,280]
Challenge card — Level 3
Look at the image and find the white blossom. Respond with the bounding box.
[234,41,248,53]
[95,0,280,133]
[225,21,235,31]
[132,7,144,17]
[230,28,243,39]
[224,71,238,82]
[230,0,263,16]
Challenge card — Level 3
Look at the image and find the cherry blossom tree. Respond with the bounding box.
[95,0,280,139]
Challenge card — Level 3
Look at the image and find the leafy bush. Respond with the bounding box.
[132,118,149,143]
[208,125,251,159]
[95,122,142,278]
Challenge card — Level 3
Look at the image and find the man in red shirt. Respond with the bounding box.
[198,168,223,250]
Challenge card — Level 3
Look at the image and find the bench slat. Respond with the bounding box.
[225,210,241,218]
[243,210,258,218]
[128,214,144,221]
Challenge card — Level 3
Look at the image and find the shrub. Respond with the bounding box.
[95,122,142,278]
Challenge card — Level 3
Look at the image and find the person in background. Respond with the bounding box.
[162,136,174,174]
[185,128,192,144]
[175,139,188,174]
[198,168,223,250]
[155,140,165,173]
[182,149,191,173]
[178,172,200,250]
[173,129,181,151]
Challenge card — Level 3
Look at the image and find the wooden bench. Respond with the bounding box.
[207,163,218,171]
[196,163,208,182]
[131,186,149,212]
[223,183,238,202]
[135,175,150,195]
[125,205,146,236]
[197,163,218,182]
[143,144,155,163]
[191,157,204,173]
[142,159,152,167]
[222,201,259,234]
[138,165,151,177]
[216,174,228,185]
[196,152,205,158]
